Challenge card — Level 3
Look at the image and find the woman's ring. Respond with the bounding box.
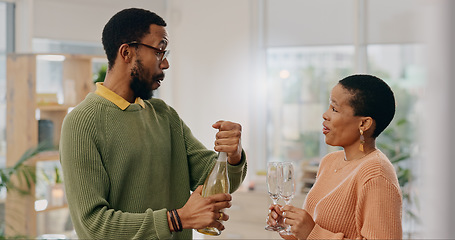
[218,212,224,220]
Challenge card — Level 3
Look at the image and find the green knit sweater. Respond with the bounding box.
[60,93,247,239]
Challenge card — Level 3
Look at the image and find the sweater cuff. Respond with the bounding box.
[151,208,172,239]
[227,149,246,173]
[307,224,344,240]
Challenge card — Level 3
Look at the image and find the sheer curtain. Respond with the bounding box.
[421,0,455,238]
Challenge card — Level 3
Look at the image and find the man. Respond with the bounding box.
[60,8,247,239]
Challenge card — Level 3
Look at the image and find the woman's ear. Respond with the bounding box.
[359,117,374,132]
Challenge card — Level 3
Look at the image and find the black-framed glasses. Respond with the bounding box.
[126,41,170,61]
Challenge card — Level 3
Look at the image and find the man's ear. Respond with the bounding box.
[119,44,133,63]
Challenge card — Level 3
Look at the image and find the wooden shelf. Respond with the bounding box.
[302,187,312,193]
[301,162,319,194]
[301,177,316,184]
[30,151,60,163]
[6,53,106,237]
[37,105,72,112]
[36,204,69,213]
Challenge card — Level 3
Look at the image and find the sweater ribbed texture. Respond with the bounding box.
[60,93,247,239]
[304,149,402,239]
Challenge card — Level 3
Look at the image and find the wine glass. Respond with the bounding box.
[279,162,295,235]
[265,162,284,231]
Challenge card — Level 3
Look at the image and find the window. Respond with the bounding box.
[368,44,425,237]
[266,46,354,183]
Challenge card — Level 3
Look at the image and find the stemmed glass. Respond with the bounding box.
[265,162,284,231]
[279,162,295,235]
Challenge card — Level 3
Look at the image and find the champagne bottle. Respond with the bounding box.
[197,152,230,236]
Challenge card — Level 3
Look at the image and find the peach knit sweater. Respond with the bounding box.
[303,149,402,239]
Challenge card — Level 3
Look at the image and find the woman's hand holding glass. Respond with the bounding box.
[280,205,315,239]
[279,162,295,236]
[265,162,296,233]
[275,162,315,239]
[267,203,283,230]
[265,162,285,231]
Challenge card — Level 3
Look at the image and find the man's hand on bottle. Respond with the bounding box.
[212,120,242,165]
[176,185,231,231]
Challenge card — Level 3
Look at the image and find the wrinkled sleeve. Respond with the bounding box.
[60,110,171,240]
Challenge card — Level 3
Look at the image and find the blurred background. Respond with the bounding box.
[0,0,453,239]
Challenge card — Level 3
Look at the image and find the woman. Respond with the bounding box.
[268,74,402,239]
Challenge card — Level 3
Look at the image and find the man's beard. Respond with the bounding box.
[130,60,164,100]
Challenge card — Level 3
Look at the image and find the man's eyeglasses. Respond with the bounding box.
[126,41,170,61]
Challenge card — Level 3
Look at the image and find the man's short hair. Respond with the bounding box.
[102,8,166,69]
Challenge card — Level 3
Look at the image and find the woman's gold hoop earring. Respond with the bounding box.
[359,129,365,152]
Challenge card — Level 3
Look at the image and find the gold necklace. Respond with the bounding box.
[334,149,377,173]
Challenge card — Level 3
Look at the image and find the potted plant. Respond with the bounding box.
[0,143,52,238]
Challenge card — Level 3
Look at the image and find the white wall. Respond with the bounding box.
[164,0,260,177]
[164,0,251,146]
[10,0,166,51]
[33,0,167,43]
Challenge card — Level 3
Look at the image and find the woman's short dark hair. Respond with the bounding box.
[102,8,167,69]
[339,74,396,138]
